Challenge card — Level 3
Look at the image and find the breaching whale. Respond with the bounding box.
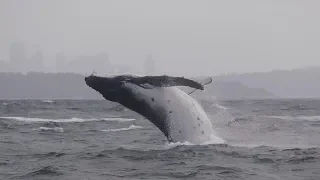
[84,74,223,144]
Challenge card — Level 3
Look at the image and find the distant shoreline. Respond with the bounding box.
[1,67,320,99]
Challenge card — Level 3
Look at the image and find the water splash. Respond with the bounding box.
[101,125,142,132]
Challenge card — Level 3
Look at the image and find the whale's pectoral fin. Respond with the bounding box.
[126,75,205,90]
[187,77,212,95]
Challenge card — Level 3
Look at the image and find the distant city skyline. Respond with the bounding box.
[1,1,320,76]
[1,41,319,76]
[0,41,157,75]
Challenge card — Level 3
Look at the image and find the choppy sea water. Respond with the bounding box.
[0,99,320,180]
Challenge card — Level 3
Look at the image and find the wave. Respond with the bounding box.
[42,100,54,103]
[212,103,228,110]
[101,125,142,132]
[1,101,19,106]
[229,142,320,149]
[18,166,63,178]
[267,115,320,121]
[281,105,311,111]
[165,141,196,148]
[164,134,225,149]
[0,116,136,123]
[33,127,64,133]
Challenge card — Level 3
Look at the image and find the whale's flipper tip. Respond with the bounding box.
[187,76,213,95]
[203,77,213,86]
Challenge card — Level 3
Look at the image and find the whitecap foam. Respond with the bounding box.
[203,134,226,145]
[42,100,54,103]
[164,133,225,149]
[101,125,142,132]
[33,127,64,133]
[207,97,228,110]
[229,142,319,149]
[165,141,196,149]
[213,103,228,110]
[0,116,135,123]
[267,115,320,121]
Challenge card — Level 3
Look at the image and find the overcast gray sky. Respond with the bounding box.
[0,0,319,76]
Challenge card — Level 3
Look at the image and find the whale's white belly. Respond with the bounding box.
[126,83,221,144]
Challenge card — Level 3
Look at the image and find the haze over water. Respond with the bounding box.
[1,0,320,76]
[1,1,320,180]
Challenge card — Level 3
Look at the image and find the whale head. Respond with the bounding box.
[85,74,124,102]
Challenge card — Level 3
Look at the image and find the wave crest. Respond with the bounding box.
[0,116,135,123]
[42,100,54,103]
[101,125,142,132]
[165,134,225,149]
[267,115,320,121]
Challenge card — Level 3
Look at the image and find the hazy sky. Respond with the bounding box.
[0,0,320,76]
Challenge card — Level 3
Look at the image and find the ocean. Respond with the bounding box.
[0,98,319,180]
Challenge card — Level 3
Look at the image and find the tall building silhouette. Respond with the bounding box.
[55,52,67,73]
[29,51,44,72]
[9,42,27,72]
[94,53,112,74]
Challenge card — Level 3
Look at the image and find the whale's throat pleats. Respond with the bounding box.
[118,87,171,138]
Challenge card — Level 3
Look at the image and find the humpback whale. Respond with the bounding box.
[84,74,223,144]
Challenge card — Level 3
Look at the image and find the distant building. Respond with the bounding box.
[113,64,132,74]
[55,52,67,73]
[144,54,155,75]
[9,42,27,72]
[68,52,113,75]
[94,53,113,74]
[29,51,44,72]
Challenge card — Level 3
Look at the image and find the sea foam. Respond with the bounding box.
[267,115,320,121]
[101,125,142,132]
[0,116,135,123]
